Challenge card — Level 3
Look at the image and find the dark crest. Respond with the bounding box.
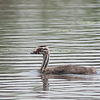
[39,45,46,47]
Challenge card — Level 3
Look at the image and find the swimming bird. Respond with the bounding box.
[31,45,97,75]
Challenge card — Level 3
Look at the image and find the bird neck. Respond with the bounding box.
[41,52,49,73]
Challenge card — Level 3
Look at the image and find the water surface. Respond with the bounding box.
[0,0,100,100]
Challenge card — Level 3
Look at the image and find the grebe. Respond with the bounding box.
[31,45,97,75]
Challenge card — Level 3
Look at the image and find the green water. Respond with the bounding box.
[0,0,100,100]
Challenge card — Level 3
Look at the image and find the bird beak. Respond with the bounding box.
[31,51,39,54]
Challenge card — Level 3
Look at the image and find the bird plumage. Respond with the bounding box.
[31,45,97,75]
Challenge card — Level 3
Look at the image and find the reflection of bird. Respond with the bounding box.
[31,45,97,75]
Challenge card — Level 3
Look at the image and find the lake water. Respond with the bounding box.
[0,0,100,100]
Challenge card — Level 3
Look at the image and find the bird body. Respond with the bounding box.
[42,65,96,74]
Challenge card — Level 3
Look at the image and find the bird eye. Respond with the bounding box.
[39,48,47,52]
[40,48,43,51]
[44,48,47,50]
